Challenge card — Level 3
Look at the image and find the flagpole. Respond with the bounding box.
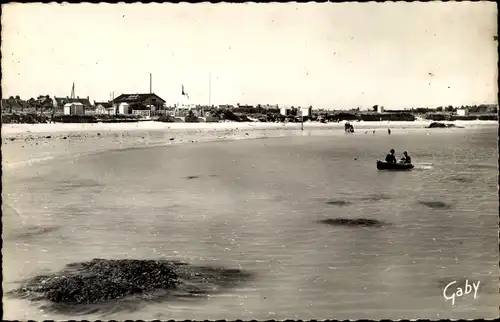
[149,73,152,116]
[301,108,304,131]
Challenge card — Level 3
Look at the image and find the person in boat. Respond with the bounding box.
[400,151,411,164]
[385,149,397,163]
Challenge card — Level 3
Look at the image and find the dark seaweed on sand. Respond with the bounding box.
[418,201,452,209]
[318,218,388,227]
[8,258,254,315]
[325,200,352,206]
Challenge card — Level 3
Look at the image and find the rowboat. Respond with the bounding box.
[376,160,414,171]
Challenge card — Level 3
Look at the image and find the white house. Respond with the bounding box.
[117,102,131,114]
[63,102,84,116]
[300,106,313,117]
[93,105,105,115]
[94,101,114,115]
[280,106,292,116]
[456,108,469,116]
[377,106,384,113]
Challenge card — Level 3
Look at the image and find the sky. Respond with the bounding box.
[1,2,498,110]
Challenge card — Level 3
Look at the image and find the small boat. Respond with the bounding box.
[376,160,414,171]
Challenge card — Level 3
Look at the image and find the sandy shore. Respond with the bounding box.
[2,120,496,171]
[1,122,303,170]
[2,119,496,135]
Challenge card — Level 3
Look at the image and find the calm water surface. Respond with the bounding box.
[3,126,499,320]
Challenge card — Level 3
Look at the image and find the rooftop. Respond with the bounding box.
[55,96,92,106]
[114,93,166,103]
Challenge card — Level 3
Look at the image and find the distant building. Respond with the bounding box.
[162,105,176,116]
[300,106,313,117]
[456,108,469,116]
[182,103,198,110]
[280,106,292,116]
[237,104,254,109]
[117,102,130,115]
[485,104,498,113]
[218,104,235,109]
[261,104,279,110]
[202,111,220,123]
[113,93,166,115]
[175,107,200,117]
[94,101,114,115]
[377,106,384,113]
[64,102,84,116]
[55,96,92,108]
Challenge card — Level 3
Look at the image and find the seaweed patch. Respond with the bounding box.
[325,200,352,206]
[318,218,388,227]
[7,258,254,315]
[418,201,452,209]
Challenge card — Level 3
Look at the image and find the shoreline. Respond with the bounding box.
[2,119,497,135]
[2,120,497,171]
[1,124,305,171]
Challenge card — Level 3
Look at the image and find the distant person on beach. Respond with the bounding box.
[344,123,354,133]
[385,149,397,163]
[388,129,391,135]
[373,130,376,134]
[400,151,411,164]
